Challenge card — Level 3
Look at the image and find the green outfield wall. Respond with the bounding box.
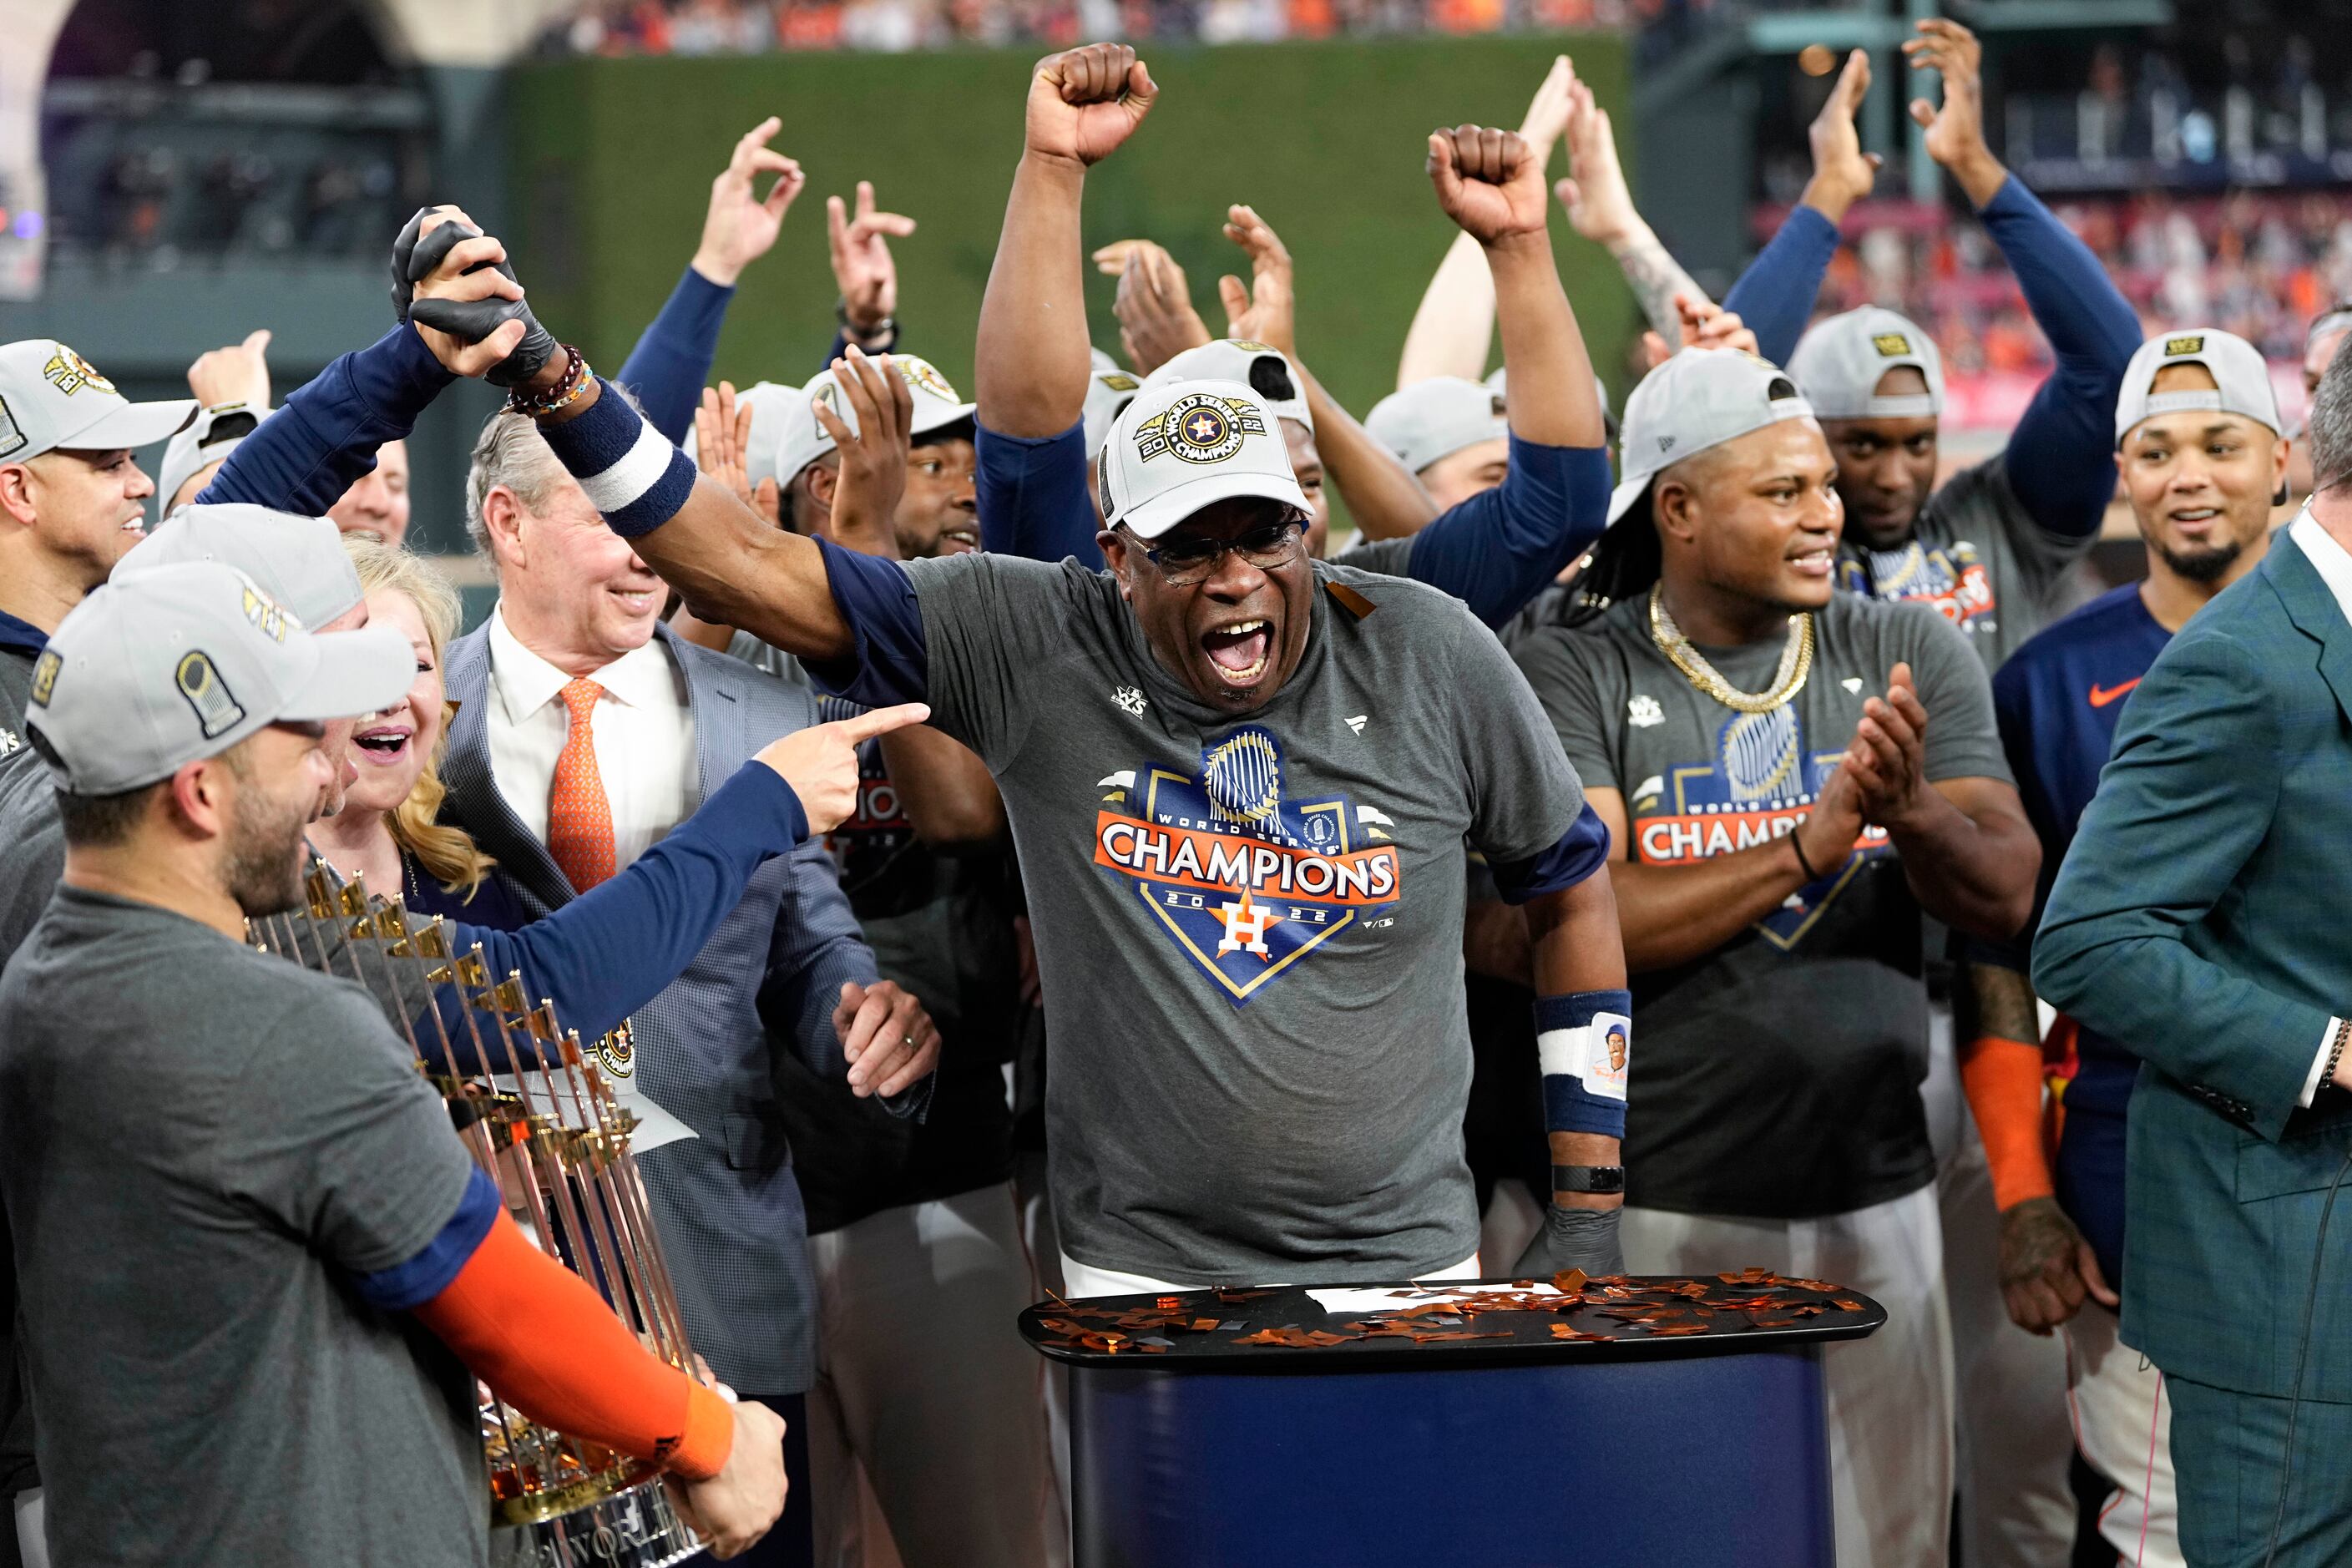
[507,34,1637,435]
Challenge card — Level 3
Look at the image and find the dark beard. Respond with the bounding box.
[223,784,311,918]
[2157,535,2244,584]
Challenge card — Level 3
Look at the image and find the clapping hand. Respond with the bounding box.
[810,347,911,558]
[1217,205,1297,358]
[1096,239,1211,375]
[1843,664,1935,831]
[694,383,782,529]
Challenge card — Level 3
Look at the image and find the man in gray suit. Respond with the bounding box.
[444,407,939,1568]
[2036,341,2352,1565]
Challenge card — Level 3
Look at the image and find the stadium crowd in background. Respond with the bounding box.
[9,16,2352,1568]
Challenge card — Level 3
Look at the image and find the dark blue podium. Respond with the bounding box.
[1022,1274,1884,1567]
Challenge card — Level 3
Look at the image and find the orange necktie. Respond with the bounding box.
[548,676,616,893]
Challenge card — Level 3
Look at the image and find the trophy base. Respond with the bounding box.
[499,1475,704,1567]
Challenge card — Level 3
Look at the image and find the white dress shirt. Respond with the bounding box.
[2289,513,2352,1106]
[484,608,696,878]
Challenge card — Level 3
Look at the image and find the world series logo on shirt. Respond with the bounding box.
[1092,725,1402,1004]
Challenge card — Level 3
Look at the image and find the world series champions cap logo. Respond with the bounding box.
[1134,392,1267,465]
[1091,726,1404,1006]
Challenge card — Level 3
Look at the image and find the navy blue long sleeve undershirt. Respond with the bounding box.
[196,325,453,516]
[411,761,807,1067]
[971,418,1611,630]
[1722,205,1842,370]
[614,266,736,445]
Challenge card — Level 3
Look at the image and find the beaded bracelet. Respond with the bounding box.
[506,344,589,419]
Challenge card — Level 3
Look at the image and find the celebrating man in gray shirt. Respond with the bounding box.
[406,45,1631,1290]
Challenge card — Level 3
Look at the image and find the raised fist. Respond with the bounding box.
[1026,44,1156,167]
[394,206,558,387]
[1427,125,1549,247]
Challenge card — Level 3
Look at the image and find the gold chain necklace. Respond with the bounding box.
[1646,584,1814,714]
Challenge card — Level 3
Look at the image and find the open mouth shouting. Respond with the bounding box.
[1201,617,1272,688]
[352,721,415,767]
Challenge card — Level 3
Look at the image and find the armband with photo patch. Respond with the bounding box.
[1535,989,1631,1140]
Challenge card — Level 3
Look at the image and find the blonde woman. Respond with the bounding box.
[304,539,917,1048]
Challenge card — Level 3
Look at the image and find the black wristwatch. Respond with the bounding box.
[1552,1164,1626,1196]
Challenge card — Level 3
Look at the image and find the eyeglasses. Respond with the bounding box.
[1125,518,1305,586]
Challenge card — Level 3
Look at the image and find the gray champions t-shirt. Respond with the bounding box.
[1835,456,2097,671]
[1513,591,2010,1220]
[896,554,1586,1282]
[0,887,485,1568]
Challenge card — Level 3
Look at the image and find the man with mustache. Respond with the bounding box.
[415,44,1631,1292]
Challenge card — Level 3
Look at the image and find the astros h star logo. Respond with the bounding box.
[1091,726,1401,1005]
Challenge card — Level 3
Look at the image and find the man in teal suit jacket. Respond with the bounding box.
[2036,344,2352,1566]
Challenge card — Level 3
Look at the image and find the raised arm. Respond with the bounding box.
[974,44,1157,438]
[1393,55,1574,387]
[1721,49,1877,367]
[1555,78,1709,346]
[1906,19,2138,539]
[196,325,450,515]
[615,119,805,443]
[1216,205,1439,540]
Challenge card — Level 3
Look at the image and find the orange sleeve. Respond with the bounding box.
[1959,1035,2056,1211]
[412,1206,734,1482]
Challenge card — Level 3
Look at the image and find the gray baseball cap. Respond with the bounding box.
[28,560,412,795]
[775,353,976,488]
[1786,307,1946,421]
[117,503,366,628]
[1143,341,1313,434]
[156,403,268,516]
[1082,362,1143,461]
[1609,348,1817,524]
[1365,377,1509,474]
[2113,328,2280,444]
[1098,378,1310,540]
[680,380,805,492]
[0,339,195,464]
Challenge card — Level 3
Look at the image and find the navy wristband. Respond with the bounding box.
[537,378,698,539]
[1535,989,1631,1140]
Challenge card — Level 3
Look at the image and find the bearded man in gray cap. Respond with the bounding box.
[1514,345,2037,1568]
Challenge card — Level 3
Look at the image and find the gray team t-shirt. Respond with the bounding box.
[1835,456,2094,670]
[0,887,484,1567]
[1514,591,2008,1219]
[892,554,1585,1282]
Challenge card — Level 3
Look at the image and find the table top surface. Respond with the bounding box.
[1022,1270,1887,1369]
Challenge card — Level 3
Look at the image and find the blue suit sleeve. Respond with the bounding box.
[975,418,1100,565]
[1982,178,2143,540]
[758,838,932,1119]
[802,535,930,706]
[1403,439,1611,629]
[614,266,736,444]
[1721,205,1842,368]
[420,762,808,1057]
[196,326,453,515]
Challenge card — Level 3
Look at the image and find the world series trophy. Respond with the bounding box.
[250,867,706,1566]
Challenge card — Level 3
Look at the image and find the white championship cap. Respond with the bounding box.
[1365,377,1509,474]
[1786,307,1946,421]
[1082,360,1143,461]
[117,503,366,628]
[774,354,976,488]
[27,560,412,795]
[0,339,195,466]
[1142,341,1313,434]
[680,380,807,492]
[2112,328,2280,445]
[1608,349,1817,524]
[1096,378,1311,540]
[156,403,268,516]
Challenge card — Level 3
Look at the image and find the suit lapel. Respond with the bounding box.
[2266,537,2352,731]
[660,623,742,807]
[442,621,574,913]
